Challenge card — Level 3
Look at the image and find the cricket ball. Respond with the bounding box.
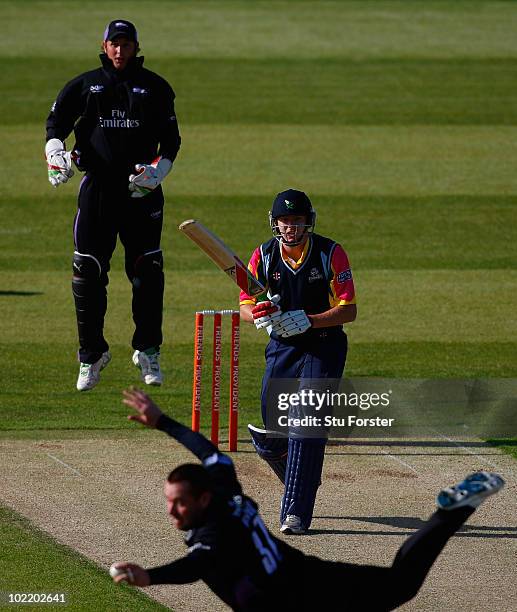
[109,563,133,582]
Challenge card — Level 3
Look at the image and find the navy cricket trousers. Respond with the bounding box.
[72,173,165,363]
[260,329,348,529]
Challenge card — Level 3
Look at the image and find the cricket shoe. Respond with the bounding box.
[133,349,162,386]
[76,351,111,392]
[280,515,307,535]
[437,471,505,510]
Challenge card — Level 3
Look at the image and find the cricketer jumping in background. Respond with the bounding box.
[45,19,181,391]
[240,189,357,534]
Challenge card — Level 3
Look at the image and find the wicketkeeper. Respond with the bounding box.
[112,389,505,611]
[240,189,357,534]
[45,19,181,391]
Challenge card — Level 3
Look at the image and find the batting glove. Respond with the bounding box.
[252,295,282,331]
[45,138,74,187]
[271,310,311,337]
[129,156,172,198]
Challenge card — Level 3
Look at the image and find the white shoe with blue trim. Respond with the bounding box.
[437,471,505,510]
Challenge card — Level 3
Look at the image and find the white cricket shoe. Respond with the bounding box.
[280,515,307,535]
[437,471,505,510]
[76,351,111,392]
[132,349,162,386]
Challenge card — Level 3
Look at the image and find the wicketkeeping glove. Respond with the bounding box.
[129,156,172,198]
[45,138,74,187]
[252,294,282,331]
[270,310,311,338]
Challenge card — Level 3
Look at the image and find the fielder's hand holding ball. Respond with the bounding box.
[109,562,150,586]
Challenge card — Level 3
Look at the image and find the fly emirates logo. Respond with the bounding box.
[99,109,140,128]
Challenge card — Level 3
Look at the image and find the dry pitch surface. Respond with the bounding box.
[1,436,515,612]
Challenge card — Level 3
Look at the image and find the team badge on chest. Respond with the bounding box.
[308,267,324,282]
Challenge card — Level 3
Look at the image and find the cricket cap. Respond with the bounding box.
[271,189,314,219]
[104,20,138,42]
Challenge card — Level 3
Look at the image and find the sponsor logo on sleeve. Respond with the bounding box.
[337,269,353,283]
[89,84,104,93]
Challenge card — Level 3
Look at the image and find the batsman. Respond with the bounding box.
[240,189,357,534]
[45,19,181,391]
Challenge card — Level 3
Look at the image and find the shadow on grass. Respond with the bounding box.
[487,439,517,447]
[0,290,43,296]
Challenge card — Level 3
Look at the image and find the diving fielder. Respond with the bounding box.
[45,19,181,391]
[240,189,356,534]
[112,388,505,611]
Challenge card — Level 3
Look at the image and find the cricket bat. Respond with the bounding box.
[179,219,265,297]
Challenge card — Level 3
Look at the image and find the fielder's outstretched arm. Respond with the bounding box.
[123,387,217,459]
[112,553,215,587]
[122,388,241,495]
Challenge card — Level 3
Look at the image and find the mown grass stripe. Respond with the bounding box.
[2,1,517,61]
[1,340,516,435]
[4,57,517,127]
[1,194,515,271]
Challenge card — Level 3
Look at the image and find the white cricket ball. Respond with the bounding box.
[109,564,133,582]
[109,563,123,578]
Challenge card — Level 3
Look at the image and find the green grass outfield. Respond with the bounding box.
[0,505,168,611]
[1,0,516,607]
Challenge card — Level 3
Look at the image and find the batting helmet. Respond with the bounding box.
[269,189,316,246]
